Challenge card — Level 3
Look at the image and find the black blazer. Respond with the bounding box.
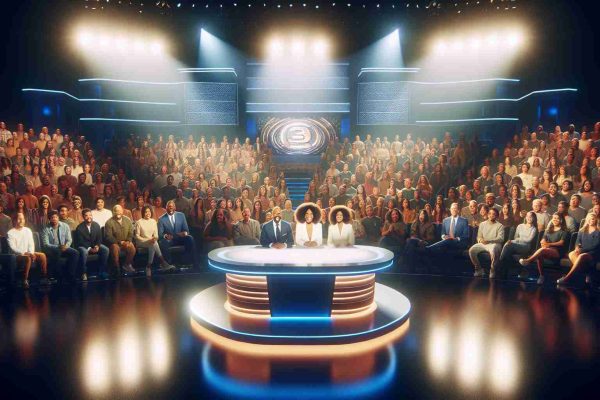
[74,221,103,248]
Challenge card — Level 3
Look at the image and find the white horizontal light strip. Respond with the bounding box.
[358,68,420,78]
[416,118,519,123]
[246,62,350,66]
[80,118,181,123]
[178,68,237,77]
[79,78,183,85]
[247,88,350,90]
[246,111,349,113]
[22,89,177,105]
[358,78,520,85]
[246,102,350,105]
[420,88,579,105]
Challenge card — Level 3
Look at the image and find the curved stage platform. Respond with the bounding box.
[190,245,410,351]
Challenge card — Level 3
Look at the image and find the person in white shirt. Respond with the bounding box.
[91,197,113,228]
[294,202,323,247]
[7,212,49,289]
[517,162,534,189]
[327,205,355,247]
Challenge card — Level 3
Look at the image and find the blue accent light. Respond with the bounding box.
[42,106,52,117]
[22,89,177,105]
[416,118,519,123]
[201,345,397,400]
[548,107,558,116]
[206,260,394,275]
[80,118,181,123]
[420,88,578,105]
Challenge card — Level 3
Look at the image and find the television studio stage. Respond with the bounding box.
[191,245,409,348]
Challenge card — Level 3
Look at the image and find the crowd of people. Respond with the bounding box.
[1,120,600,289]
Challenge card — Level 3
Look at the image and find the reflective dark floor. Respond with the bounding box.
[0,272,599,399]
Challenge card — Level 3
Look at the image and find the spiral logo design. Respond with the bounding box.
[261,117,337,155]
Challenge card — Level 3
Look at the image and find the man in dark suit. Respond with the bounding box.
[74,208,109,280]
[158,200,199,269]
[426,202,470,254]
[260,206,294,249]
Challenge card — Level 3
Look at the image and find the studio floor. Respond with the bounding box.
[0,271,599,399]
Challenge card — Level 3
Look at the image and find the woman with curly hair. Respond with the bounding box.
[295,202,323,247]
[327,205,354,247]
[380,208,407,250]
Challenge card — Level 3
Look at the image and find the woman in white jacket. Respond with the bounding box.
[327,205,355,247]
[294,202,323,247]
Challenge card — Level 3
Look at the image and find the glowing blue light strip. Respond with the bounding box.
[246,62,350,66]
[201,344,396,400]
[358,78,520,85]
[207,260,393,275]
[22,88,177,105]
[192,298,407,339]
[416,118,519,123]
[80,118,181,123]
[246,111,349,113]
[270,316,332,321]
[420,88,579,105]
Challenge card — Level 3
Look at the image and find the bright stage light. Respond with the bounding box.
[507,31,524,48]
[98,35,111,49]
[452,40,465,51]
[291,38,306,57]
[433,40,447,55]
[312,38,329,57]
[150,41,165,55]
[486,33,499,47]
[76,30,92,49]
[115,36,129,53]
[268,38,284,57]
[133,39,147,53]
[469,37,481,50]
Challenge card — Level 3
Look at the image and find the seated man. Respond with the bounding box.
[158,200,199,269]
[361,205,383,244]
[233,207,261,245]
[41,210,80,283]
[259,206,293,249]
[75,208,109,281]
[104,204,136,275]
[427,202,469,254]
[7,212,49,288]
[469,207,505,279]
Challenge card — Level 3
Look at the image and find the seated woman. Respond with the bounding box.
[294,202,323,247]
[499,211,538,273]
[134,205,176,277]
[404,209,435,271]
[379,208,407,251]
[519,213,568,284]
[557,213,600,285]
[203,208,234,253]
[327,205,355,247]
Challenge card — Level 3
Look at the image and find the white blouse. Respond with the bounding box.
[327,223,355,247]
[295,222,323,247]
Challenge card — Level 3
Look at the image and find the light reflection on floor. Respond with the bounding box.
[0,274,598,399]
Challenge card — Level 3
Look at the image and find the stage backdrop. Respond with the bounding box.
[260,116,338,155]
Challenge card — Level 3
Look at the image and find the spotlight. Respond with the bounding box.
[433,40,447,55]
[133,39,147,53]
[468,37,481,50]
[115,36,129,53]
[507,31,523,48]
[312,38,329,57]
[291,38,306,57]
[98,35,111,49]
[268,38,284,57]
[76,30,92,49]
[452,40,464,51]
[486,33,499,47]
[150,41,165,55]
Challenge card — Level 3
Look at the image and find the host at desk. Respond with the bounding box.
[259,206,294,249]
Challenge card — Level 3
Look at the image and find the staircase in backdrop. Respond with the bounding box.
[273,154,321,207]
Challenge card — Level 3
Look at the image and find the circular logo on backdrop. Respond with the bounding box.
[261,117,337,155]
